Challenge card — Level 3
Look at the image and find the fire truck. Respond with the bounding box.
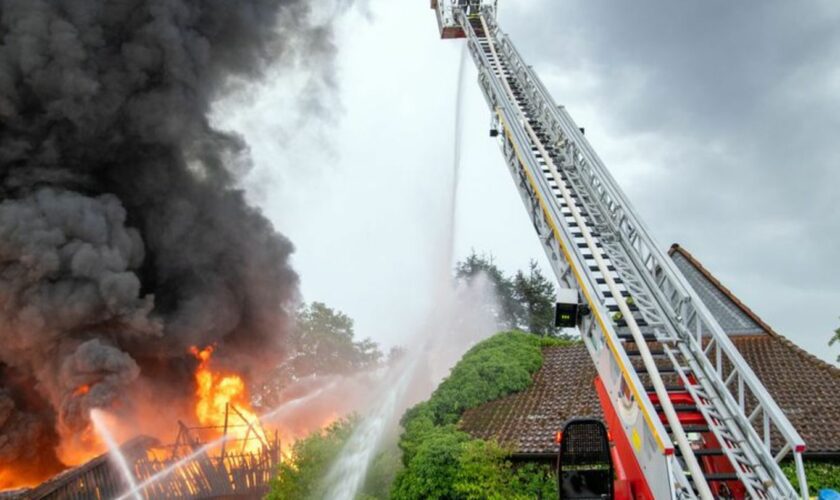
[430,1,809,498]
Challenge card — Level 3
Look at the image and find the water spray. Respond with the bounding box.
[89,410,142,500]
[321,355,421,500]
[114,381,337,500]
[319,41,473,500]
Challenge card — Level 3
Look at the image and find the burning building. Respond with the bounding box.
[0,0,345,489]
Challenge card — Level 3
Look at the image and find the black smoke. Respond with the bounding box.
[0,0,339,476]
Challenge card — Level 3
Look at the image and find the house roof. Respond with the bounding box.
[460,344,601,455]
[459,245,840,457]
[670,245,766,336]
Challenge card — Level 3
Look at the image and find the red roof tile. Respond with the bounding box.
[460,344,600,454]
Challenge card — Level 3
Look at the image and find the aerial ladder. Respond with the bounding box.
[430,1,809,498]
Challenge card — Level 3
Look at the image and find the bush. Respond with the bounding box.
[267,419,354,499]
[393,331,564,500]
[266,417,399,500]
[455,440,557,500]
[422,331,571,426]
[392,426,471,499]
[392,427,557,500]
[781,460,840,493]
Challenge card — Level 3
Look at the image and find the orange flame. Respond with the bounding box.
[0,384,103,490]
[190,346,265,454]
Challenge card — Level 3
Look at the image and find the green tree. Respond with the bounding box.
[360,446,402,500]
[257,302,383,409]
[782,460,840,492]
[424,332,547,426]
[455,252,521,328]
[392,426,470,499]
[268,418,356,500]
[513,260,559,336]
[456,253,571,338]
[292,302,382,373]
[392,426,557,500]
[393,332,571,500]
[831,319,840,363]
[453,439,514,500]
[455,440,557,500]
[267,417,399,500]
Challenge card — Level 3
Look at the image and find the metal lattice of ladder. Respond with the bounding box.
[432,2,810,498]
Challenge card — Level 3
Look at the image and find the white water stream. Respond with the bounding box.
[90,409,142,500]
[115,382,335,499]
[321,355,420,499]
[319,42,472,500]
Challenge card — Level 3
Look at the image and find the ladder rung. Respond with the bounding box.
[617,332,657,341]
[606,304,639,313]
[645,385,686,393]
[676,448,725,457]
[653,404,698,413]
[615,318,649,327]
[625,350,665,357]
[594,276,620,284]
[665,424,709,433]
[703,472,740,482]
[601,291,631,300]
[638,365,686,374]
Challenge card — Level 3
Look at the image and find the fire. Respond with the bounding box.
[0,469,40,491]
[190,346,265,454]
[0,386,102,491]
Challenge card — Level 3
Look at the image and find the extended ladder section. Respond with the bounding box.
[439,3,809,498]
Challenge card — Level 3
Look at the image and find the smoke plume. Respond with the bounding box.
[0,0,340,479]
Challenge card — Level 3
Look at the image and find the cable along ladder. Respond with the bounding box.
[431,1,809,498]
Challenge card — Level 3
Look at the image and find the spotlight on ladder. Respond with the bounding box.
[555,288,587,328]
[490,116,500,137]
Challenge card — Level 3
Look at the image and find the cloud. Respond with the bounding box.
[498,0,840,357]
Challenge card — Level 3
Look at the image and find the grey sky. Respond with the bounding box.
[217,0,839,363]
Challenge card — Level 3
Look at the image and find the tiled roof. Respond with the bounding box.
[671,248,764,336]
[459,245,840,456]
[729,335,840,454]
[460,344,600,454]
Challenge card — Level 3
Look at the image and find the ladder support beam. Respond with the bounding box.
[441,4,809,498]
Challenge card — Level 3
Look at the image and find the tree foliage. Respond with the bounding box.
[393,427,557,500]
[455,440,558,500]
[393,332,568,499]
[268,419,355,500]
[455,252,568,337]
[455,253,521,330]
[258,302,383,408]
[831,318,840,363]
[393,426,471,499]
[291,302,383,374]
[421,332,553,426]
[267,417,399,500]
[513,261,559,337]
[781,460,840,493]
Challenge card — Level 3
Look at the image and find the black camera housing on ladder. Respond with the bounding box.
[555,289,584,328]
